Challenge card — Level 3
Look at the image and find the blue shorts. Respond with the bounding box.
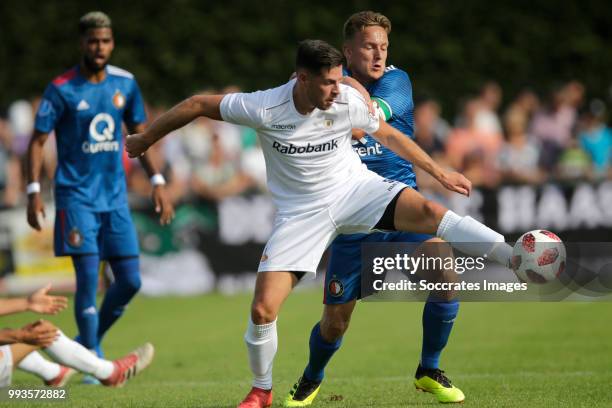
[324,231,432,304]
[54,206,139,259]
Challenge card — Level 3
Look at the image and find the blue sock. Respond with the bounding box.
[303,323,342,382]
[421,299,459,370]
[97,257,141,344]
[72,254,101,350]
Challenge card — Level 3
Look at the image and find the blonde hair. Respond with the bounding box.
[343,11,391,41]
[79,11,112,35]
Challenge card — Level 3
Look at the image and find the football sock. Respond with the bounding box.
[244,318,277,390]
[437,210,512,267]
[17,351,61,381]
[44,331,114,380]
[97,257,141,344]
[420,298,459,370]
[303,322,342,382]
[72,254,101,349]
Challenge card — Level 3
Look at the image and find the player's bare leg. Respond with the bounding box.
[7,322,153,388]
[10,344,76,387]
[240,271,300,408]
[320,301,357,343]
[393,188,512,267]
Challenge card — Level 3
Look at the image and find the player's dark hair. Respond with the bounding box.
[343,11,391,41]
[79,11,112,35]
[295,40,343,75]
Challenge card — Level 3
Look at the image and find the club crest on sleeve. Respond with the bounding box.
[112,90,126,109]
[328,279,344,297]
[38,99,53,117]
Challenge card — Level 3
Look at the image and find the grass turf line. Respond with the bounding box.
[3,291,612,407]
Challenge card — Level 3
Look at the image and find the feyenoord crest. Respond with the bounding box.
[328,279,344,297]
[68,227,83,248]
[112,90,126,109]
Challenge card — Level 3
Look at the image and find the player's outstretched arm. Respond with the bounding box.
[372,120,472,196]
[25,130,49,231]
[0,284,68,316]
[126,94,225,158]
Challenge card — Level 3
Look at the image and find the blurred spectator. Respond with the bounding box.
[445,98,502,187]
[504,88,540,124]
[189,132,257,201]
[531,81,585,171]
[578,99,612,179]
[7,99,34,156]
[414,97,449,156]
[0,118,22,208]
[158,87,266,202]
[497,109,544,184]
[127,105,188,206]
[473,81,503,134]
[557,135,592,180]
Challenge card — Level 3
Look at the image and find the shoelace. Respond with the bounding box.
[292,377,320,399]
[429,369,452,388]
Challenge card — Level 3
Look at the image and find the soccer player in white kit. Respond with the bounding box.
[126,40,513,408]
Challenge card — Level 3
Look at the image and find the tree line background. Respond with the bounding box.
[1,0,611,116]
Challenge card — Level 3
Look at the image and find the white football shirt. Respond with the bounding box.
[220,79,380,214]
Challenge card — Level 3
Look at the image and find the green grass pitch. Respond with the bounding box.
[3,291,612,407]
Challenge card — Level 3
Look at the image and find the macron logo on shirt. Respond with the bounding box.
[271,124,297,130]
[272,139,339,155]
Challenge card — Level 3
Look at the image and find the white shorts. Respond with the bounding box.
[0,345,13,388]
[258,173,407,276]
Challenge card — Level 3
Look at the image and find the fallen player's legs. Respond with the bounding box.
[16,350,62,382]
[6,321,153,388]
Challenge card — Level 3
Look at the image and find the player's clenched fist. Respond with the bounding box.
[125,133,151,158]
[27,193,46,231]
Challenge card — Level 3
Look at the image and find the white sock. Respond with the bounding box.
[43,331,114,380]
[437,210,512,267]
[17,351,61,381]
[244,318,277,390]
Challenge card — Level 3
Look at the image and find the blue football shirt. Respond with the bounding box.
[345,65,416,187]
[34,65,146,211]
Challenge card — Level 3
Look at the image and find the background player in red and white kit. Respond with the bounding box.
[125,40,513,408]
[26,11,173,383]
[285,12,465,406]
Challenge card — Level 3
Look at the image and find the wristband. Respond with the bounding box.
[26,182,41,195]
[150,174,166,186]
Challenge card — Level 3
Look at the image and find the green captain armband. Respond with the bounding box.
[371,97,392,121]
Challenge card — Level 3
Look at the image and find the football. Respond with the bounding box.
[511,230,566,284]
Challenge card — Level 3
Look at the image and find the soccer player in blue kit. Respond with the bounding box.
[285,12,464,405]
[25,11,173,381]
